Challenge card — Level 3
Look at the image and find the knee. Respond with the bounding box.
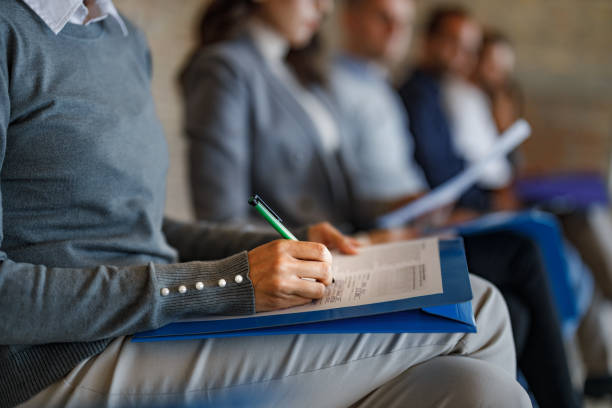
[356,355,530,408]
[452,364,531,407]
[437,356,532,408]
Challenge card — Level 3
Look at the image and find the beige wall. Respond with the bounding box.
[115,0,612,222]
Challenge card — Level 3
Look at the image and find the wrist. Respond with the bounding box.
[154,252,255,320]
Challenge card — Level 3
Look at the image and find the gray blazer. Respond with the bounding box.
[182,34,372,230]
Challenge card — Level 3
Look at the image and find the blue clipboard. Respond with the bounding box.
[133,239,475,342]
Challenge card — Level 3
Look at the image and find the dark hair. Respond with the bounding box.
[478,29,522,119]
[425,5,471,37]
[481,29,513,51]
[195,0,256,47]
[185,0,329,86]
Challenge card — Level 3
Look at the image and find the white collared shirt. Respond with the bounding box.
[443,76,513,189]
[248,19,340,154]
[21,0,128,35]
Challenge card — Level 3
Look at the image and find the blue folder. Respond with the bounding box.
[132,239,476,342]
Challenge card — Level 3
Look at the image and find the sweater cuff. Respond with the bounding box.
[154,252,255,320]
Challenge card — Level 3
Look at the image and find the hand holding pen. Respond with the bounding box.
[247,195,360,312]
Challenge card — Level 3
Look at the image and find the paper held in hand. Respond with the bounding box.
[184,238,444,322]
[376,119,531,229]
[284,237,443,314]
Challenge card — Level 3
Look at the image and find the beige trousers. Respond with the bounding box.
[20,275,530,408]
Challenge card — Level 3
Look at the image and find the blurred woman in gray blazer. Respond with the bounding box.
[180,0,415,231]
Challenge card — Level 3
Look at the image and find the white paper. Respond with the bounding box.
[376,119,531,229]
[315,237,443,307]
[184,238,443,322]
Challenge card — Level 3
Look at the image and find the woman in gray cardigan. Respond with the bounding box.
[181,1,529,406]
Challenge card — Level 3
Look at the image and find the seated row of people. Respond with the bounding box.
[183,0,590,406]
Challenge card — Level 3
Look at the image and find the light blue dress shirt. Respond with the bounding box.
[332,54,428,199]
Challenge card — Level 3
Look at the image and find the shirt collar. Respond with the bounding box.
[21,0,128,36]
[247,18,290,65]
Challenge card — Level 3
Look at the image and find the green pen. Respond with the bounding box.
[249,194,335,284]
[248,194,298,240]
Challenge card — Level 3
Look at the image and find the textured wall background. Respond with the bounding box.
[115,0,612,221]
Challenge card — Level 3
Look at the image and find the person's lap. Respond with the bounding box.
[20,275,528,408]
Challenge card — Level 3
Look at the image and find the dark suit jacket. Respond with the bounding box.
[398,68,492,211]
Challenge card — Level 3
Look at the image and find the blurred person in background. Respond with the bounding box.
[183,0,380,230]
[182,0,578,406]
[399,6,612,399]
[437,21,517,198]
[474,31,523,133]
[398,6,516,213]
[471,31,525,173]
[335,0,579,406]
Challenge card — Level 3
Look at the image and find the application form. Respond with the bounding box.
[188,238,444,322]
[318,238,443,307]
